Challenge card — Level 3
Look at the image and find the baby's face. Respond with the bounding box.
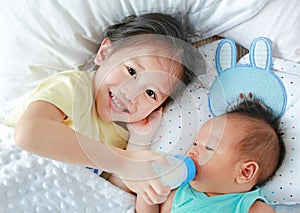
[188,115,244,195]
[93,43,183,123]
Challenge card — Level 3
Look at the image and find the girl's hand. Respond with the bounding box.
[112,148,170,205]
[123,176,170,205]
[127,108,163,150]
[115,108,169,204]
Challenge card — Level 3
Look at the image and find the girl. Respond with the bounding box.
[7,13,205,204]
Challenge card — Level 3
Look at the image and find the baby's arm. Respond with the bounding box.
[249,200,275,213]
[15,101,170,204]
[135,189,176,213]
[135,195,159,213]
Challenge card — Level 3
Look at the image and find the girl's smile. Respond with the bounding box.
[109,91,130,113]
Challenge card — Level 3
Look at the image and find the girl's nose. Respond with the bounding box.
[120,81,139,102]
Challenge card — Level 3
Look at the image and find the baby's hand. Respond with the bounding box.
[127,108,163,148]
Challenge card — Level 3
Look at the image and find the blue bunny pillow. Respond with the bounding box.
[209,37,287,119]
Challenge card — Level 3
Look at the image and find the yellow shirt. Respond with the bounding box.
[5,70,129,149]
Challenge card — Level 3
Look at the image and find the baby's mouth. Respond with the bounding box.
[110,92,129,113]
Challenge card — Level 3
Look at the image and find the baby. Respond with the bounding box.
[136,99,286,212]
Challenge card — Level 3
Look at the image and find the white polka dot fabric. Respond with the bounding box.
[243,56,300,205]
[151,40,300,206]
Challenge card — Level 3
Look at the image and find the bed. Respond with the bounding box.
[0,0,299,212]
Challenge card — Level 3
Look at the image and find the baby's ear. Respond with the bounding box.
[94,38,113,65]
[236,161,259,184]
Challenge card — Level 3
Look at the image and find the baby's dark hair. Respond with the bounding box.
[103,13,205,95]
[226,98,285,187]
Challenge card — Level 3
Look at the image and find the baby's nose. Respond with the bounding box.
[188,147,198,157]
[188,152,195,159]
[188,144,204,157]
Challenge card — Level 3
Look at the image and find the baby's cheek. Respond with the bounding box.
[196,151,215,166]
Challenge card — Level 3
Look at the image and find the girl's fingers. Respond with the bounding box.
[139,183,170,205]
[151,181,171,198]
[148,179,171,204]
[138,190,153,205]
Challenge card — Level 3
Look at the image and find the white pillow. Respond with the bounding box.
[151,40,300,205]
[0,0,268,110]
[219,0,300,64]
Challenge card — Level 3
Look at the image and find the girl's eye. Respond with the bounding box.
[127,67,137,79]
[146,89,156,99]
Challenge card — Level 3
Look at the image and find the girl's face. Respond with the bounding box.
[93,39,182,123]
[188,116,244,196]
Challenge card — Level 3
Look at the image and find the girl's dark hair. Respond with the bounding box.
[106,13,190,42]
[103,13,205,93]
[227,98,286,187]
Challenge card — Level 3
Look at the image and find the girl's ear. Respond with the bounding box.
[94,38,113,65]
[236,161,259,184]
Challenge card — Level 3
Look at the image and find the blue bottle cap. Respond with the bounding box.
[174,154,196,186]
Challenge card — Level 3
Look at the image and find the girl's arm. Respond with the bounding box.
[15,100,95,166]
[14,100,170,204]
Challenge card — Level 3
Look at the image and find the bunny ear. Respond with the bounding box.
[215,38,237,75]
[249,37,272,71]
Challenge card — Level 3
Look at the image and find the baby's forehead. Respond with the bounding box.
[199,114,247,139]
[201,114,230,128]
[210,113,256,125]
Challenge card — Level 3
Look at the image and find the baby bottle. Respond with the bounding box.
[152,154,196,189]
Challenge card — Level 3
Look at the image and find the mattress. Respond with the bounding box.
[0,124,136,213]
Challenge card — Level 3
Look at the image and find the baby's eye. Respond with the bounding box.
[127,67,137,79]
[193,142,198,146]
[205,146,214,151]
[146,89,156,99]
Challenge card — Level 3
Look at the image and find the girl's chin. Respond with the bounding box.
[109,114,131,123]
[97,106,123,122]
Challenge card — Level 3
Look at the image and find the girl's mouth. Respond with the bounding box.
[110,91,129,113]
